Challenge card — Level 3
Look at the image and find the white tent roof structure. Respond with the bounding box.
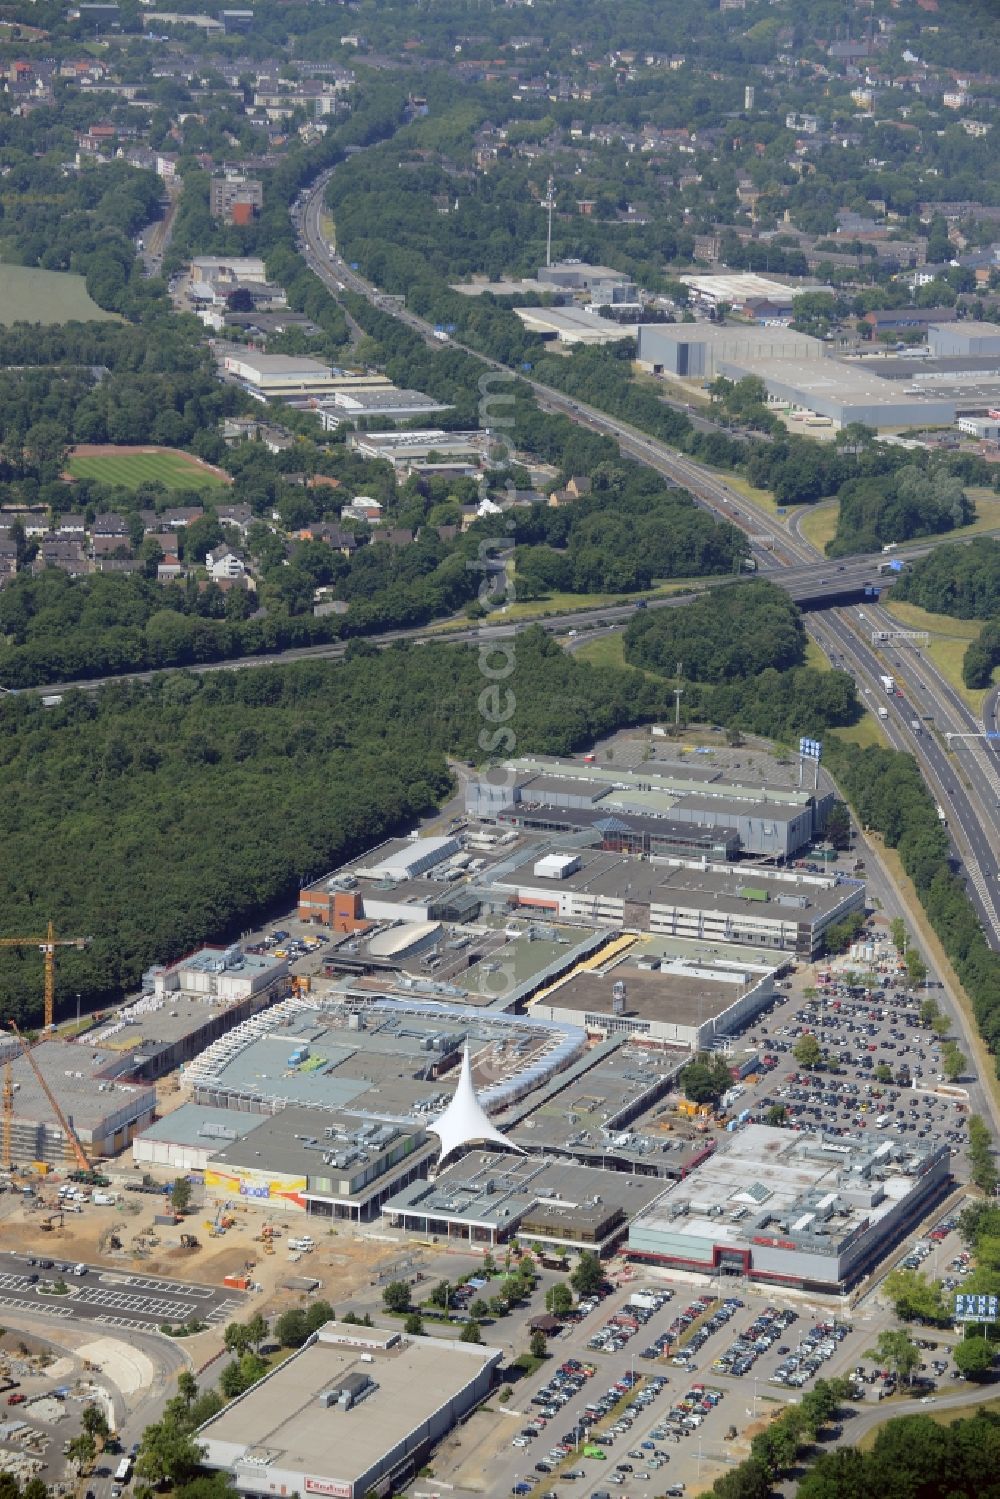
[428,1044,525,1164]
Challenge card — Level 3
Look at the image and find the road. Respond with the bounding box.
[5,558,921,700]
[138,184,180,278]
[0,1251,246,1334]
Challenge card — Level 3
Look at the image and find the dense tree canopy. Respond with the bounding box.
[0,630,667,1019]
[798,1410,1000,1499]
[623,579,805,682]
[894,538,1000,620]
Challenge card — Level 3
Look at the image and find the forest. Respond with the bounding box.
[0,629,668,1021]
[623,579,805,683]
[795,1409,1000,1499]
[700,1399,1000,1499]
[964,619,1000,689]
[620,583,859,741]
[511,465,747,595]
[828,464,974,557]
[894,537,1000,619]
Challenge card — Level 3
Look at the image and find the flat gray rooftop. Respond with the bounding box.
[507,1044,696,1166]
[386,1150,666,1227]
[198,1326,498,1480]
[630,1123,946,1254]
[671,793,808,824]
[193,1002,559,1122]
[2,1038,155,1133]
[89,992,250,1053]
[206,1103,426,1184]
[495,847,849,916]
[135,1102,263,1149]
[506,757,814,808]
[542,963,749,1025]
[740,357,950,407]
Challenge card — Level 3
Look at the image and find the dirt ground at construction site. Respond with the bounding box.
[0,1183,424,1342]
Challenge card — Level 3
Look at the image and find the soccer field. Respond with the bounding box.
[66,447,230,491]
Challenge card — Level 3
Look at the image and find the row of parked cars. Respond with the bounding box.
[526,1357,597,1423]
[585,1290,673,1355]
[771,1320,851,1389]
[660,1382,726,1435]
[711,1304,798,1378]
[641,1295,744,1368]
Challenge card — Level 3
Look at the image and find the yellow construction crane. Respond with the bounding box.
[8,1020,94,1176]
[2,1056,12,1172]
[0,922,92,1031]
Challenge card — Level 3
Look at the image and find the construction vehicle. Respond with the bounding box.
[7,1020,95,1175]
[179,1233,200,1250]
[0,923,92,1031]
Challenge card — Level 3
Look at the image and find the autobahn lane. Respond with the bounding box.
[820,608,1000,942]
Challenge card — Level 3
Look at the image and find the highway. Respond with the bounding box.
[298,170,1000,951]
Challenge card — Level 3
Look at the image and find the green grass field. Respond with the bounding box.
[883,598,991,713]
[799,501,840,552]
[67,449,230,492]
[0,262,116,324]
[798,488,1000,560]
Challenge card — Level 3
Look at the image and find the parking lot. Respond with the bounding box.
[720,958,968,1164]
[483,1276,924,1498]
[0,1252,245,1333]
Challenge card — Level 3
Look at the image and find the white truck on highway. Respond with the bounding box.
[878,705,889,719]
[880,674,895,693]
[937,805,947,824]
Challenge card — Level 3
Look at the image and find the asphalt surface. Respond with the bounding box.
[485,1278,910,1498]
[0,1251,246,1334]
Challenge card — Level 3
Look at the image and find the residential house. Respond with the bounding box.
[300,523,360,558]
[205,545,247,581]
[91,534,133,559]
[549,475,592,506]
[217,503,254,536]
[92,512,130,539]
[341,496,383,523]
[32,539,90,576]
[54,514,87,538]
[262,426,294,454]
[157,552,185,582]
[0,540,17,585]
[370,527,414,548]
[162,506,205,529]
[221,414,264,444]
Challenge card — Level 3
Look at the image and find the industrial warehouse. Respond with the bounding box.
[197,1323,501,1499]
[635,318,974,428]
